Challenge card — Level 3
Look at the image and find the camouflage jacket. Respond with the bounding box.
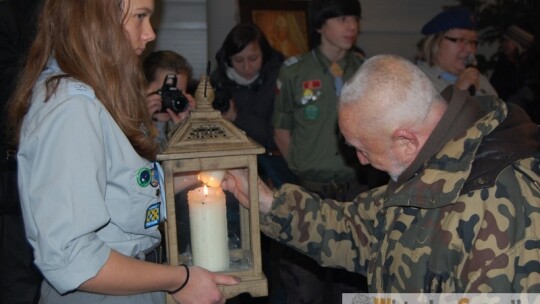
[261,88,540,292]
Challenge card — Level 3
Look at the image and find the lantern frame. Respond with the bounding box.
[157,75,268,302]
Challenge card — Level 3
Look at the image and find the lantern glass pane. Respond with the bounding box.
[172,169,254,272]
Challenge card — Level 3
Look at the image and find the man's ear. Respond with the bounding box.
[392,128,419,162]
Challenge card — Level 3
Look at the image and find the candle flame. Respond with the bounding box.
[203,184,208,196]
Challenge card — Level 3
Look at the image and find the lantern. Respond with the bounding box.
[157,74,268,303]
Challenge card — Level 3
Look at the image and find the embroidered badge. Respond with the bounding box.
[302,80,321,90]
[145,202,160,229]
[300,88,320,105]
[304,104,320,120]
[137,167,152,187]
[67,82,96,99]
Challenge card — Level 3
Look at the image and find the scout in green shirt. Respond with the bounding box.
[273,47,363,183]
[271,0,368,303]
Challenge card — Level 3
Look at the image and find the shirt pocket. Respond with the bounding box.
[125,165,163,231]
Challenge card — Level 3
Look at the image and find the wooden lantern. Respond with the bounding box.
[157,74,268,303]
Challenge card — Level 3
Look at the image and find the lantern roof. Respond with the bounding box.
[157,75,265,161]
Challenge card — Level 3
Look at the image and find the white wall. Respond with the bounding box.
[152,0,495,79]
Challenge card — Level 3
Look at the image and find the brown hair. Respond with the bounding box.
[143,50,193,84]
[7,0,158,160]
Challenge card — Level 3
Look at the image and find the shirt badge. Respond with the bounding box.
[300,88,320,105]
[304,104,320,120]
[303,80,321,90]
[145,202,160,229]
[137,167,152,187]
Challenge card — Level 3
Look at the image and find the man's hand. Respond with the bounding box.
[221,169,274,214]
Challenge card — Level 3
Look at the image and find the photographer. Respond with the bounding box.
[143,50,196,151]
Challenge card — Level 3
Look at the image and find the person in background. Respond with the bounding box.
[271,0,373,302]
[490,24,539,123]
[143,50,196,151]
[211,23,297,190]
[210,23,296,304]
[0,0,43,302]
[223,54,540,293]
[416,6,498,96]
[7,0,239,303]
[490,25,535,100]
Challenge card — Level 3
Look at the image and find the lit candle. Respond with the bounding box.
[187,184,229,271]
[198,170,226,188]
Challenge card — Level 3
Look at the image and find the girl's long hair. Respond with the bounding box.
[7,0,158,160]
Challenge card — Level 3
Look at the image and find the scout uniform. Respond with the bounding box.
[273,46,364,195]
[272,47,367,303]
[17,59,166,303]
[417,60,499,96]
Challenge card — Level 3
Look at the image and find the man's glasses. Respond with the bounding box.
[444,36,478,48]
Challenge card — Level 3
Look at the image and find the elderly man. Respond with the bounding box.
[223,54,540,292]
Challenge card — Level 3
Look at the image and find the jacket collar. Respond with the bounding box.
[384,87,505,209]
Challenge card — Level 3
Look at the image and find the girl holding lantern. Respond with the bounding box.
[7,0,239,303]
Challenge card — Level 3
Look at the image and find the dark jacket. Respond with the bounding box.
[210,49,284,150]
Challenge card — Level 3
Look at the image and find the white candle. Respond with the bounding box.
[198,170,226,188]
[187,185,229,271]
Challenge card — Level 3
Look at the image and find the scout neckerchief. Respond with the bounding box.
[329,62,344,96]
[311,48,349,96]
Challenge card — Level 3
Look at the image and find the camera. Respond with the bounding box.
[156,74,189,113]
[212,88,232,113]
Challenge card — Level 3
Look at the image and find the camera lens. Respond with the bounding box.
[161,89,189,113]
[159,74,189,114]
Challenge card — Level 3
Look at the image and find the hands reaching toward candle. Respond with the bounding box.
[221,169,274,214]
[170,265,240,304]
[198,170,226,188]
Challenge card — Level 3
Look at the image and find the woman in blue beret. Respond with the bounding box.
[415,6,498,96]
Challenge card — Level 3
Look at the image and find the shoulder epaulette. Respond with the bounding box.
[66,81,96,99]
[284,55,303,67]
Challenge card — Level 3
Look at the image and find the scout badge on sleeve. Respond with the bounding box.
[275,79,282,96]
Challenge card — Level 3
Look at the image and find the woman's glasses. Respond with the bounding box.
[444,36,478,48]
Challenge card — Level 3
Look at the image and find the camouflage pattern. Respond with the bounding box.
[261,95,540,293]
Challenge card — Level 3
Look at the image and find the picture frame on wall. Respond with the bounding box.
[239,0,310,59]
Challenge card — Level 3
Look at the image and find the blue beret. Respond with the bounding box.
[421,7,477,35]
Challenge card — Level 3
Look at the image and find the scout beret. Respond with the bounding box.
[421,6,477,35]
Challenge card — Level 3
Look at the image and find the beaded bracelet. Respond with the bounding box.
[167,264,190,294]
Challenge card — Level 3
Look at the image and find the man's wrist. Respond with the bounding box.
[258,180,275,214]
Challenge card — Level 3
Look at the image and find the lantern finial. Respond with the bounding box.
[194,64,215,112]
